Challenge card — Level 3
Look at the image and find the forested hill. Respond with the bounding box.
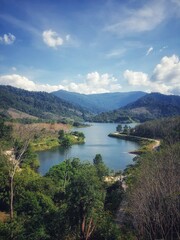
[0,85,88,121]
[52,89,146,113]
[125,92,180,112]
[92,92,180,123]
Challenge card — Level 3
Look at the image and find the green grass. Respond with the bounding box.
[31,134,85,151]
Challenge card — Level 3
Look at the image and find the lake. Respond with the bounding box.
[37,123,139,175]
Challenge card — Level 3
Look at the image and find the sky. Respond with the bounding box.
[0,0,180,95]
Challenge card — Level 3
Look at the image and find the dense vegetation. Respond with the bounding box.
[92,93,180,123]
[53,90,146,114]
[1,86,180,125]
[0,120,124,240]
[131,116,180,144]
[0,113,179,239]
[0,85,89,122]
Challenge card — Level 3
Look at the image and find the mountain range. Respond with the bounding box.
[92,92,180,122]
[0,85,180,123]
[52,90,146,113]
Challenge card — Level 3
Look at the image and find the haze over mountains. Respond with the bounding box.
[52,90,146,113]
[0,85,180,123]
[93,92,180,123]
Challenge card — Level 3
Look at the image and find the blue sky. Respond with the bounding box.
[0,0,180,94]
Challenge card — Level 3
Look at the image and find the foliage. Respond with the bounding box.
[58,130,85,149]
[105,181,124,214]
[0,85,88,121]
[93,154,109,180]
[0,119,12,148]
[130,116,180,144]
[91,93,180,123]
[116,124,122,132]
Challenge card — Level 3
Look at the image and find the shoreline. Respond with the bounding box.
[108,132,160,154]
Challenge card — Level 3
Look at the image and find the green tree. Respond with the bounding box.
[58,130,65,140]
[123,125,129,135]
[116,124,122,133]
[61,136,72,148]
[93,154,109,180]
[66,163,105,240]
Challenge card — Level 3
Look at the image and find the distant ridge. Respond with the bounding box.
[92,92,180,123]
[0,85,88,121]
[52,89,146,113]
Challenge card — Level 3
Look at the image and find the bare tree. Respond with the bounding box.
[7,124,37,220]
[127,144,180,240]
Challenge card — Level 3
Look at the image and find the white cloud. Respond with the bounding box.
[106,49,126,58]
[105,1,165,36]
[0,74,64,92]
[67,72,122,94]
[0,72,122,94]
[146,46,153,56]
[124,55,180,95]
[124,70,149,86]
[42,29,63,48]
[0,33,16,45]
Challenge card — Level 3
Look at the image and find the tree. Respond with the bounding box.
[93,154,103,165]
[61,136,72,148]
[93,154,109,180]
[123,125,130,135]
[66,163,105,240]
[128,144,180,239]
[7,124,36,220]
[116,124,122,133]
[58,129,65,140]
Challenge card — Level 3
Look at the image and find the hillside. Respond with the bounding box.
[0,85,88,121]
[92,93,180,123]
[52,90,146,113]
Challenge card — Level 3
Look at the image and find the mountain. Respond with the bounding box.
[52,90,146,113]
[0,85,88,121]
[92,93,180,123]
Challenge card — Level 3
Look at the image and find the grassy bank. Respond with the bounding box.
[108,133,160,154]
[30,136,60,151]
[31,133,85,151]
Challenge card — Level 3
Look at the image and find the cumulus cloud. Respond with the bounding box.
[124,70,149,86]
[105,1,165,36]
[151,55,180,84]
[83,72,121,93]
[0,74,64,92]
[146,46,153,56]
[42,29,63,48]
[0,72,121,94]
[124,55,180,95]
[0,33,16,45]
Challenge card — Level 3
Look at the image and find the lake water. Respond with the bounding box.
[37,123,139,175]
